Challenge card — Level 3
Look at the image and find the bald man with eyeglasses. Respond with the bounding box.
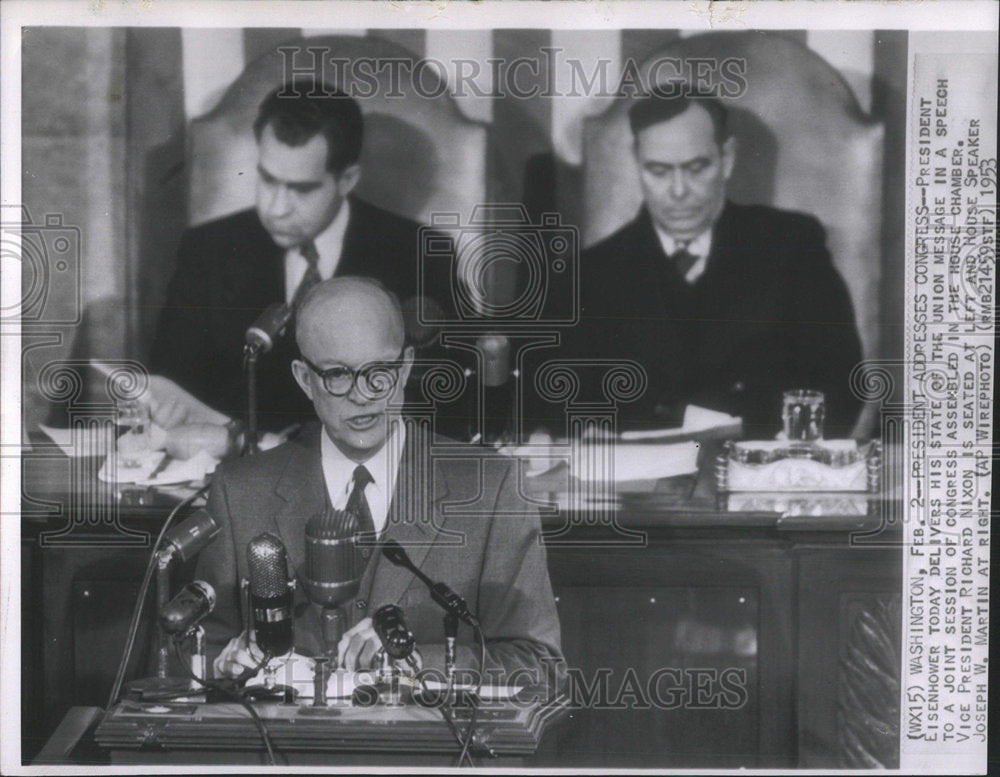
[194,277,563,691]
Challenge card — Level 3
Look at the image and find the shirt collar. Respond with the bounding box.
[652,222,713,284]
[653,222,713,259]
[319,417,406,535]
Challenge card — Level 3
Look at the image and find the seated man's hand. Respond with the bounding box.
[145,375,230,429]
[213,631,266,680]
[337,617,381,671]
[164,423,233,461]
[149,396,193,430]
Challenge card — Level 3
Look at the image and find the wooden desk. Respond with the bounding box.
[20,447,900,768]
[91,694,566,766]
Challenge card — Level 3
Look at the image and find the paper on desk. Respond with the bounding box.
[102,450,219,486]
[620,405,741,441]
[574,440,699,482]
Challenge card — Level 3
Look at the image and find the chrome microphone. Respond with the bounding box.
[159,580,216,635]
[245,303,293,353]
[246,533,294,658]
[161,510,220,563]
[304,508,363,655]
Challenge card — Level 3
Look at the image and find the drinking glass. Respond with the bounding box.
[116,400,151,468]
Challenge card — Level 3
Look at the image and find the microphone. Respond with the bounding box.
[304,508,363,654]
[246,533,294,658]
[372,604,416,661]
[161,510,220,563]
[245,303,293,353]
[381,540,480,628]
[159,580,216,635]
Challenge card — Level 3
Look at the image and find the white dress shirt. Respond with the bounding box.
[319,418,405,537]
[283,200,351,304]
[653,224,713,284]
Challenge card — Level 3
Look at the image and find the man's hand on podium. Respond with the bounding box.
[337,617,379,671]
[213,631,269,680]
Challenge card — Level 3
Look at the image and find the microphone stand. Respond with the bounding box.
[243,344,262,456]
[444,613,458,685]
[320,605,347,661]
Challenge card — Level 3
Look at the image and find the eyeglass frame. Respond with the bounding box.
[297,349,408,399]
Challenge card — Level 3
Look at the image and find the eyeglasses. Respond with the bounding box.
[299,352,405,399]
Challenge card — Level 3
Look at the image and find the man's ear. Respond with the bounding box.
[291,359,315,401]
[337,163,362,196]
[720,136,736,181]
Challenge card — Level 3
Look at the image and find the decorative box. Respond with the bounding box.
[715,439,881,493]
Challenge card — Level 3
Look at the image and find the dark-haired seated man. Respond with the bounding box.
[195,277,563,691]
[553,94,863,439]
[150,86,456,445]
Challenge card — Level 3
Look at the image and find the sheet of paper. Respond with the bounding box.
[620,405,741,441]
[574,440,699,482]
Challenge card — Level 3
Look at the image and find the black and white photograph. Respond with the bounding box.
[1,1,995,773]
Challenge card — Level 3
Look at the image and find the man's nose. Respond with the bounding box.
[344,380,373,406]
[669,171,690,200]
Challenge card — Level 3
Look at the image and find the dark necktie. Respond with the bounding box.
[667,240,699,281]
[291,240,322,309]
[345,465,377,544]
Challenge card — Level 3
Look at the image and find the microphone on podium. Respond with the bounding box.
[303,508,364,656]
[246,533,295,659]
[160,510,220,563]
[372,604,416,662]
[160,580,216,635]
[381,539,480,628]
[245,303,293,354]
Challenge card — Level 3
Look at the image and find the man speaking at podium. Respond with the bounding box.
[568,93,863,438]
[194,277,563,688]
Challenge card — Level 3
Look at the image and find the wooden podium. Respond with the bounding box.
[92,693,568,766]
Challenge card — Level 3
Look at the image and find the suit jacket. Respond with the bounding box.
[149,198,443,431]
[552,202,863,438]
[193,422,564,688]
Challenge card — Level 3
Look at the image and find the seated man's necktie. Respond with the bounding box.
[346,464,377,546]
[667,239,699,280]
[291,240,322,309]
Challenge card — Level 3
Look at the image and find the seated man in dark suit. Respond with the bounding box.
[196,277,563,689]
[558,93,863,439]
[149,85,456,449]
